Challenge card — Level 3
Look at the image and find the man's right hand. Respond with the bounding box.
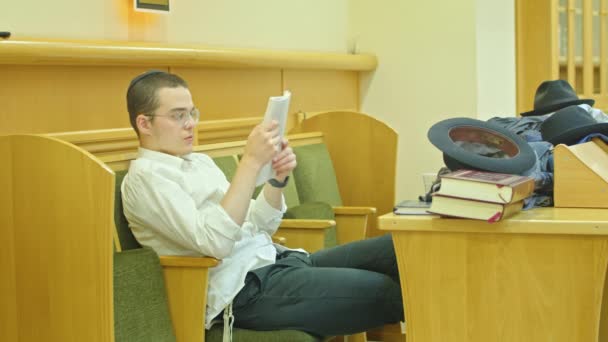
[242,120,281,170]
[220,120,281,226]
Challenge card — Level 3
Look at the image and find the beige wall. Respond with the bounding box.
[476,0,516,120]
[350,0,480,201]
[0,0,349,51]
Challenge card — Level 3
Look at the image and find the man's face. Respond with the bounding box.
[142,86,196,156]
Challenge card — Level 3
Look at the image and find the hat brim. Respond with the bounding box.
[520,99,595,117]
[428,117,536,174]
[547,122,608,145]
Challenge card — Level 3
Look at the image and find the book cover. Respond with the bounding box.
[393,200,431,215]
[436,169,534,204]
[428,194,523,223]
[255,90,291,186]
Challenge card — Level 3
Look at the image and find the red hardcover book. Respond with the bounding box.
[435,170,535,204]
[428,195,524,223]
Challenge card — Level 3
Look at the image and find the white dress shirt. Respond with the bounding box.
[121,148,286,328]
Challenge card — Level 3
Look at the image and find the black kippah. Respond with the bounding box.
[127,70,166,94]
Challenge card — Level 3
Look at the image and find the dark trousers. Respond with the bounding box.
[231,234,404,337]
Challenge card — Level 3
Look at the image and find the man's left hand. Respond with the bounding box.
[272,138,297,181]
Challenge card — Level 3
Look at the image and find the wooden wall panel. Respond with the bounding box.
[171,67,282,121]
[283,70,359,130]
[0,40,376,140]
[0,65,163,135]
[515,0,556,114]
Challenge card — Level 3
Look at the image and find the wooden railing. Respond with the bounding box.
[557,0,608,108]
[0,39,375,136]
[0,39,377,70]
[516,0,608,112]
[46,117,262,157]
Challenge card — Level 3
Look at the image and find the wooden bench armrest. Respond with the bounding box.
[280,219,336,229]
[277,219,336,253]
[159,255,219,268]
[332,206,376,245]
[332,206,377,215]
[160,255,217,342]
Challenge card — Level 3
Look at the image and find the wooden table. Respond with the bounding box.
[378,208,608,342]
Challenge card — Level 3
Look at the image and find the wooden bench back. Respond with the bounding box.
[101,131,324,171]
[102,131,335,255]
[46,116,262,158]
[1,135,114,342]
[295,110,398,237]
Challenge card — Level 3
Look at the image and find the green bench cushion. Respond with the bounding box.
[213,155,239,181]
[114,247,176,342]
[292,144,342,206]
[214,155,300,208]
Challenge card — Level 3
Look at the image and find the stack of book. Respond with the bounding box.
[428,170,535,223]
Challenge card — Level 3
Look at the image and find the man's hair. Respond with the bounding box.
[126,71,189,135]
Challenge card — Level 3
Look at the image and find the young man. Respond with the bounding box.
[121,70,403,337]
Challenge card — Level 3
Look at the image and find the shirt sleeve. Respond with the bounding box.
[122,169,242,260]
[247,187,286,236]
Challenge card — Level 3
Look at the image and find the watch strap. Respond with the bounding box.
[268,176,290,188]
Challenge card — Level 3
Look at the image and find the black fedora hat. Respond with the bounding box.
[428,117,536,174]
[520,79,594,117]
[540,105,608,146]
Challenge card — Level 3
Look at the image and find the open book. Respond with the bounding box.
[255,90,291,186]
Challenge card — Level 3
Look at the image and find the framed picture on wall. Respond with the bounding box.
[134,0,170,13]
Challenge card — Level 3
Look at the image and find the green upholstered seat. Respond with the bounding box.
[277,172,300,208]
[114,171,176,342]
[292,144,342,206]
[290,143,344,248]
[213,154,337,248]
[114,247,176,342]
[251,172,300,208]
[217,155,301,208]
[213,155,240,182]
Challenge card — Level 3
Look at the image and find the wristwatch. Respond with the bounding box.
[268,176,290,188]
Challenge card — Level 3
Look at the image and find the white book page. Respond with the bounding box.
[255,90,291,186]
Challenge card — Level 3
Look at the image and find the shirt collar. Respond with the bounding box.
[137,147,194,169]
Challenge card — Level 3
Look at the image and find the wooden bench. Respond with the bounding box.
[1,134,219,342]
[45,124,375,341]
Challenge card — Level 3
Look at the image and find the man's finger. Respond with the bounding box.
[264,120,279,130]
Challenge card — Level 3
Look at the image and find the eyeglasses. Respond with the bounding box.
[145,108,200,128]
